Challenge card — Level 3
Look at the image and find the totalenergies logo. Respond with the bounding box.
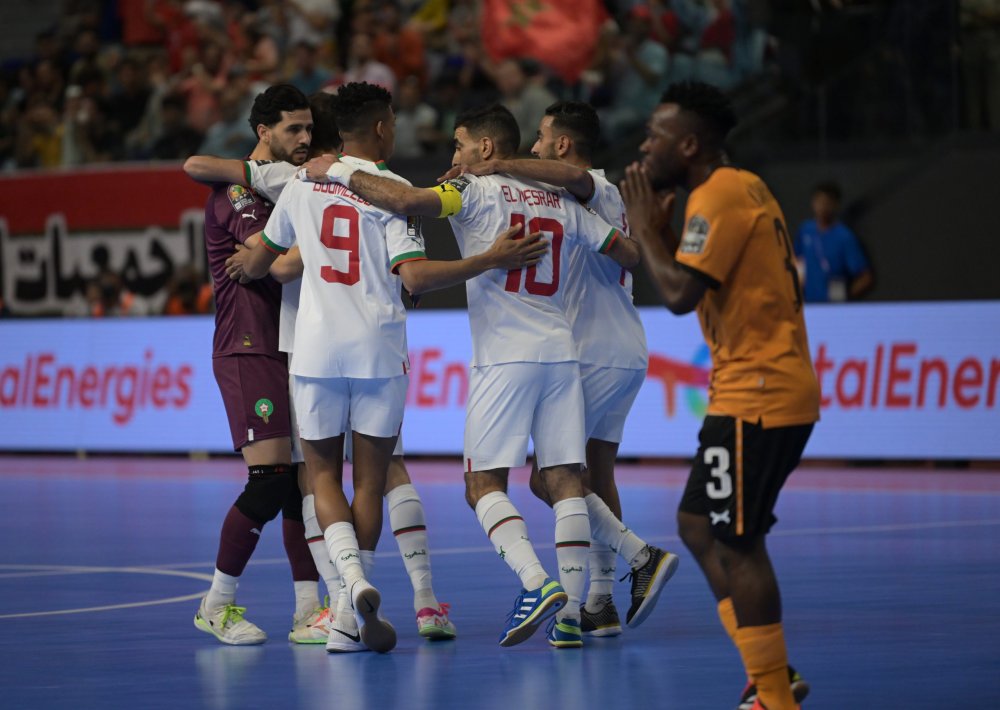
[645,345,711,418]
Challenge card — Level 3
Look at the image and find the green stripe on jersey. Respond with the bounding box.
[260,232,288,254]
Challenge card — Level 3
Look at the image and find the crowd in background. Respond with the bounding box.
[2,0,996,172]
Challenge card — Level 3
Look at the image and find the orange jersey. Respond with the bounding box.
[675,167,820,427]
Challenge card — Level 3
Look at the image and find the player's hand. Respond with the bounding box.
[225,247,252,283]
[487,223,548,270]
[621,162,675,246]
[298,153,339,183]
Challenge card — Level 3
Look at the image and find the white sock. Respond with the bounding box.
[294,580,320,618]
[324,521,365,591]
[206,569,238,609]
[475,491,547,590]
[303,494,341,598]
[585,493,648,568]
[586,542,617,609]
[386,484,439,612]
[553,497,590,621]
[359,550,375,579]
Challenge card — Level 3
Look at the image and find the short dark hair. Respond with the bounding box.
[661,81,737,148]
[813,181,842,201]
[544,101,600,160]
[308,92,341,153]
[331,81,393,135]
[454,104,520,157]
[248,84,310,137]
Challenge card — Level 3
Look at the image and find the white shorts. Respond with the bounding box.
[581,364,646,444]
[344,430,404,462]
[291,374,408,441]
[288,354,304,463]
[464,361,586,472]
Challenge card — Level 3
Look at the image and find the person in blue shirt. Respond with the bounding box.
[794,182,874,302]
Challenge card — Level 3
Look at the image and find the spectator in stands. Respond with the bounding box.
[374,1,427,88]
[286,0,340,52]
[14,98,62,168]
[495,58,555,153]
[959,0,1000,131]
[598,5,669,142]
[61,83,113,165]
[83,269,138,317]
[241,18,281,84]
[150,93,202,160]
[288,40,333,96]
[162,265,214,315]
[178,40,232,133]
[393,74,438,158]
[105,57,152,156]
[794,182,874,303]
[198,83,256,158]
[341,32,397,95]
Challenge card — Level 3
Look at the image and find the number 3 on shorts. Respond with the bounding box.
[704,446,732,500]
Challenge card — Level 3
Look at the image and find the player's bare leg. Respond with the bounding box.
[467,468,565,646]
[195,437,295,646]
[384,456,456,639]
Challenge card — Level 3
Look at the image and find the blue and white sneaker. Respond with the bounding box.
[546,615,583,648]
[498,578,567,647]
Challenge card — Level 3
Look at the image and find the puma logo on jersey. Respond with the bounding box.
[241,210,257,220]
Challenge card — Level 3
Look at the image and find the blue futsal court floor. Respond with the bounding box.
[1,456,998,709]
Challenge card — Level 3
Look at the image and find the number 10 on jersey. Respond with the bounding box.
[503,213,564,296]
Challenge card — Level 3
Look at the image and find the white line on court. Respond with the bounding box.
[2,518,997,619]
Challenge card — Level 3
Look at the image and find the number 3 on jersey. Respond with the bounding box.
[320,204,360,285]
[503,213,563,296]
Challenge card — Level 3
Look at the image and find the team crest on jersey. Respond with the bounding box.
[680,215,710,254]
[228,184,256,211]
[443,176,471,193]
[406,216,422,237]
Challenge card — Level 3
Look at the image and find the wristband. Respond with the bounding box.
[326,161,358,186]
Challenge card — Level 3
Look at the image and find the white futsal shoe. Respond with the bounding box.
[351,580,397,653]
[194,597,267,645]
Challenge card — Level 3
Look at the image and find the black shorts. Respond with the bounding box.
[678,415,813,542]
[213,354,291,450]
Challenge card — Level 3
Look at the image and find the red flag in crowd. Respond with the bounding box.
[481,0,609,84]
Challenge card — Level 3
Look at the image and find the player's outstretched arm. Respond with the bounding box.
[438,159,595,202]
[300,153,447,218]
[621,162,706,314]
[236,239,303,284]
[604,233,641,269]
[183,156,247,186]
[225,233,280,282]
[396,224,547,296]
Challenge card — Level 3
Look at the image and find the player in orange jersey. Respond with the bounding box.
[621,81,819,710]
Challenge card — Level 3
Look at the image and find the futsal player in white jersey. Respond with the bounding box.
[187,93,461,644]
[440,101,681,637]
[226,84,548,653]
[302,104,641,648]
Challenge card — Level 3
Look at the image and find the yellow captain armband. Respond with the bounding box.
[430,182,463,218]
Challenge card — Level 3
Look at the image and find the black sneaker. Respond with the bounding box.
[737,666,810,709]
[579,595,622,637]
[621,545,679,628]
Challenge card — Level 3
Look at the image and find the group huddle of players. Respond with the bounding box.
[186,78,819,710]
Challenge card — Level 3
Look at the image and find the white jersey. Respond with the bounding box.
[441,173,622,367]
[246,160,300,353]
[261,156,426,378]
[565,169,648,369]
